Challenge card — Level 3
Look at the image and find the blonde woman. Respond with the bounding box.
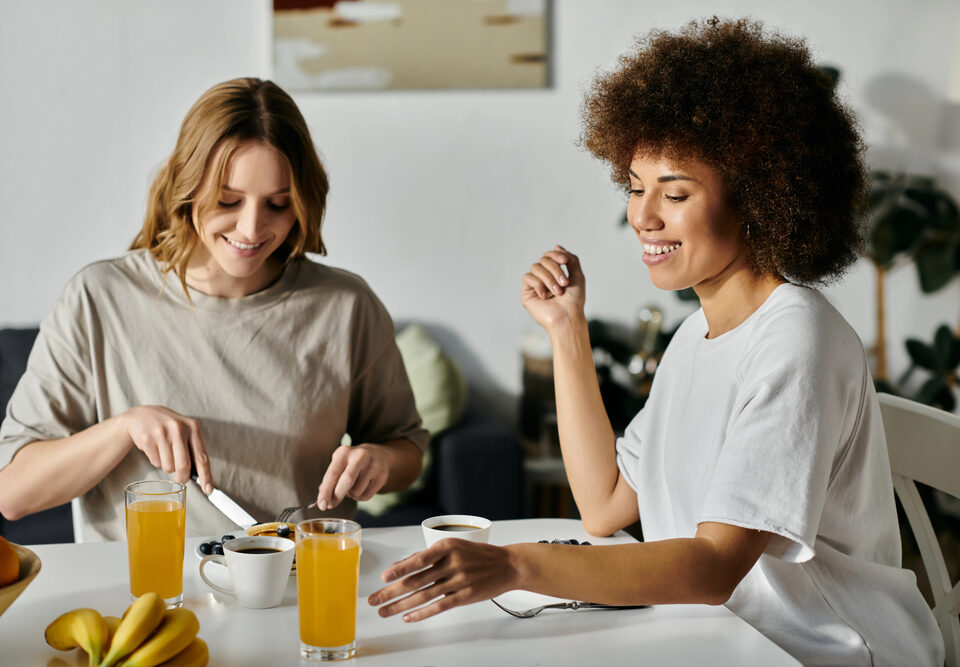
[0,78,427,540]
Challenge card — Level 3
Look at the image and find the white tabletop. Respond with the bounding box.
[0,518,797,666]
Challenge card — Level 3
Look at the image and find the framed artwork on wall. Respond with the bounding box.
[273,0,552,91]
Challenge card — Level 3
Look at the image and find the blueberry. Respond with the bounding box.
[581,541,592,546]
[276,524,290,538]
[198,542,214,555]
[538,539,549,543]
[219,534,235,543]
[212,543,223,555]
[568,539,580,545]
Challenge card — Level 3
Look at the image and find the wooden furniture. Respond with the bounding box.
[879,393,960,667]
[0,518,797,665]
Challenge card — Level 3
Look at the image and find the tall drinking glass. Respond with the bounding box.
[124,480,186,607]
[296,518,362,661]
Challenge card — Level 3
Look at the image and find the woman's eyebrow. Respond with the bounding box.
[221,185,291,195]
[627,169,698,184]
[658,174,698,183]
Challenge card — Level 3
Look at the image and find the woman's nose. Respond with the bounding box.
[628,197,664,233]
[235,202,267,239]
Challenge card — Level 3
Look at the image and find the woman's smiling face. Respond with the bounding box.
[189,140,297,298]
[626,154,747,293]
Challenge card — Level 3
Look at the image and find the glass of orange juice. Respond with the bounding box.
[124,480,186,607]
[296,518,362,661]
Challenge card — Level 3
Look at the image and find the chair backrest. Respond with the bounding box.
[878,392,960,667]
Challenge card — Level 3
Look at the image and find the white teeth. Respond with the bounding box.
[643,243,681,255]
[223,236,263,250]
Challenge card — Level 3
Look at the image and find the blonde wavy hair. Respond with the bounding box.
[130,77,329,294]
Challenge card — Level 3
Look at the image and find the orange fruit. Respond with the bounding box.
[0,536,19,586]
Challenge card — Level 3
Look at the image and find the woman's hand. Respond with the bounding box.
[368,539,520,622]
[521,245,587,334]
[118,405,213,494]
[315,443,392,510]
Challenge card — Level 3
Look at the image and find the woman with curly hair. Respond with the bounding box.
[370,18,942,665]
[0,78,427,541]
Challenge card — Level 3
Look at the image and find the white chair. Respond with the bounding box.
[879,392,960,667]
[71,497,87,543]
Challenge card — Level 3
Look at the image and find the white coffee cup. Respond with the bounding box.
[199,535,294,608]
[421,514,492,548]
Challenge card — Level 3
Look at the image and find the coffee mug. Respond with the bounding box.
[421,514,491,548]
[199,535,295,608]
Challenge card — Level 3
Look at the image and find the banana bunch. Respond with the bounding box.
[44,592,208,667]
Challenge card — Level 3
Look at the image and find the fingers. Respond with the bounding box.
[316,446,349,510]
[124,406,209,491]
[522,246,580,300]
[188,422,214,494]
[317,445,389,509]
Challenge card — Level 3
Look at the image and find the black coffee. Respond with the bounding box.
[235,547,282,554]
[432,524,479,532]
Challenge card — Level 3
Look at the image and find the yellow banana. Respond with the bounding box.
[156,638,209,667]
[44,607,110,667]
[105,615,123,641]
[118,607,200,667]
[101,592,167,667]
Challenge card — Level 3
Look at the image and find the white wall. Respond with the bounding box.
[2,0,959,422]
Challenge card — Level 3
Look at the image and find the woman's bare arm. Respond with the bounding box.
[0,406,214,520]
[370,522,772,622]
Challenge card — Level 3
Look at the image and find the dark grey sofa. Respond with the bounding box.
[0,327,524,543]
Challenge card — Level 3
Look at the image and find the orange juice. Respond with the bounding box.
[297,535,360,648]
[125,499,186,600]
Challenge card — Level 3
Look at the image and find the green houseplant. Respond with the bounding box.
[864,171,960,410]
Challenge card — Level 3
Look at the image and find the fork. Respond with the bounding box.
[490,597,648,619]
[275,501,317,523]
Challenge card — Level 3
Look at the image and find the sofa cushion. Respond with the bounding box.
[0,328,38,417]
[358,324,467,516]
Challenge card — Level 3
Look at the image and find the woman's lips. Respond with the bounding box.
[221,234,266,257]
[642,241,681,265]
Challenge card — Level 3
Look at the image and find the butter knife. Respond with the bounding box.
[190,466,257,529]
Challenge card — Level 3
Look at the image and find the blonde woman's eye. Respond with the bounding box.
[267,202,290,212]
[218,200,240,208]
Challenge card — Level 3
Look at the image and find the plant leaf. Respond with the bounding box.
[906,338,938,370]
[916,239,960,292]
[873,378,900,396]
[915,375,949,406]
[933,325,957,370]
[890,205,925,252]
[869,217,897,267]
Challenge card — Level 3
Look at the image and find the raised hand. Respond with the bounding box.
[368,539,518,622]
[118,405,213,494]
[521,245,587,333]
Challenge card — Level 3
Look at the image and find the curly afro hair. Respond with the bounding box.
[581,17,867,285]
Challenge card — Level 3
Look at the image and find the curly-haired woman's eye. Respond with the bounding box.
[665,194,689,203]
[627,189,644,198]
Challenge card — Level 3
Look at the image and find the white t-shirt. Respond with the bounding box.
[616,284,943,666]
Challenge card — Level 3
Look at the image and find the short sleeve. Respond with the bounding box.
[0,276,98,468]
[698,314,864,563]
[616,408,648,492]
[345,291,429,453]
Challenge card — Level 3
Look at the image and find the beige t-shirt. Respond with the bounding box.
[0,250,428,541]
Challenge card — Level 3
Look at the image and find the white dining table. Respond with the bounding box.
[0,518,798,666]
